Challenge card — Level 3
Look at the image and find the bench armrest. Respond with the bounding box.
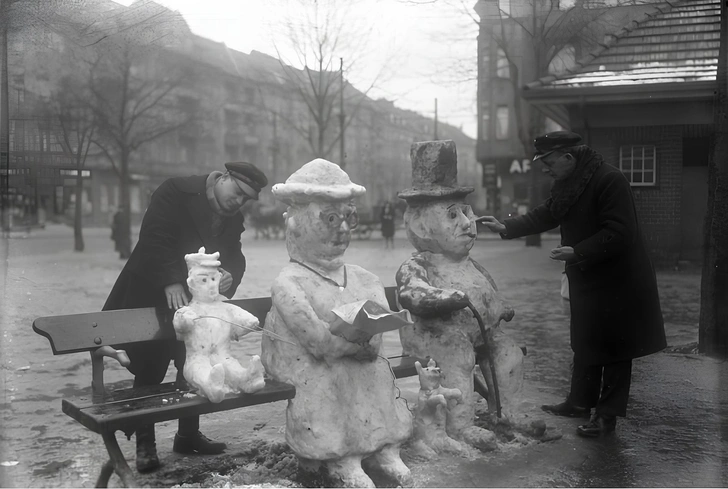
[92,347,131,396]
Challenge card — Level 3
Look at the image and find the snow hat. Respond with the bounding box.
[184,247,221,271]
[272,158,366,205]
[398,140,473,203]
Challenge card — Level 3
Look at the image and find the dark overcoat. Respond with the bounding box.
[503,163,666,365]
[103,174,246,379]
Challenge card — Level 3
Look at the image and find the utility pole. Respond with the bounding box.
[434,98,438,140]
[0,0,10,234]
[339,57,345,169]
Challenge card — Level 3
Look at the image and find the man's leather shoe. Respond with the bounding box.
[173,431,227,455]
[576,414,617,437]
[541,400,591,418]
[136,440,159,474]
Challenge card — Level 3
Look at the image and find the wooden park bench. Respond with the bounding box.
[32,286,422,488]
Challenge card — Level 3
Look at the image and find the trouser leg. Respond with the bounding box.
[595,360,632,418]
[568,356,601,409]
[171,342,201,436]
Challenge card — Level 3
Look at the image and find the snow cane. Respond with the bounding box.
[467,301,502,418]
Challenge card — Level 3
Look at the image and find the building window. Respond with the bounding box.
[481,49,490,73]
[495,106,509,140]
[619,145,656,186]
[481,111,490,141]
[496,49,510,79]
[499,0,511,15]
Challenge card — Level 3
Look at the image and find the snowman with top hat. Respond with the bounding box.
[396,139,524,454]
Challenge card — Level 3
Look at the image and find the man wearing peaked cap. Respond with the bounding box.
[480,130,665,440]
[102,160,269,472]
[225,162,268,200]
[532,131,583,161]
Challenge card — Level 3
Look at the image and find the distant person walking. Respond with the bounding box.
[110,208,129,259]
[380,200,396,249]
[479,131,666,438]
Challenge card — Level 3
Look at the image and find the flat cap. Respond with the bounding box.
[225,162,268,200]
[533,131,583,160]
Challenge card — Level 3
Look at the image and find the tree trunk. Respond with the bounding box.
[73,169,84,252]
[698,0,728,356]
[118,151,132,259]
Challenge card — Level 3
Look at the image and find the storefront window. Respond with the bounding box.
[495,106,509,140]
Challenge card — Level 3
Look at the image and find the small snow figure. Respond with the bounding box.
[173,247,265,403]
[411,359,468,459]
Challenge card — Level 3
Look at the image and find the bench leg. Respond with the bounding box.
[95,459,114,488]
[97,431,137,488]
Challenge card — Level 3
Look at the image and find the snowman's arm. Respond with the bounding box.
[228,306,261,340]
[172,306,198,337]
[396,257,470,319]
[272,276,366,361]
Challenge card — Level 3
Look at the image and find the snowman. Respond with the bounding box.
[396,140,523,449]
[173,247,266,403]
[261,159,413,488]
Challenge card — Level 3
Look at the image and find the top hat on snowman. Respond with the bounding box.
[397,139,474,204]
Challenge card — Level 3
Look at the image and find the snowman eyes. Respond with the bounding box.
[447,204,472,220]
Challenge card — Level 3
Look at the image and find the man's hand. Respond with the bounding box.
[550,246,576,262]
[218,268,233,293]
[476,216,506,234]
[165,283,189,310]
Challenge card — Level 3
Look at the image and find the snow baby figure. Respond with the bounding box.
[261,159,413,488]
[397,140,522,447]
[173,247,266,403]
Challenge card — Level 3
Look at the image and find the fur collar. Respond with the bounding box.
[547,147,603,220]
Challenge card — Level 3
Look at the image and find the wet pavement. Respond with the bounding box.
[1,224,724,487]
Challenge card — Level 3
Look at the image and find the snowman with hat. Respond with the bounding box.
[396,140,524,453]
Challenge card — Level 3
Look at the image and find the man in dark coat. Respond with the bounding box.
[103,162,268,472]
[479,131,665,438]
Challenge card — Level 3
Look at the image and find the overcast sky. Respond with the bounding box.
[114,0,479,138]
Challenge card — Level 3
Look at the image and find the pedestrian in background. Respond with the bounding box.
[110,207,128,259]
[380,200,396,249]
[102,162,268,472]
[479,131,665,438]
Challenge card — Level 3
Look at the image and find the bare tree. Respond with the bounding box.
[699,0,727,355]
[265,0,395,167]
[45,74,96,251]
[77,2,201,258]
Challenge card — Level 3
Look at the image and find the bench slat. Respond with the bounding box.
[62,379,296,434]
[32,297,275,355]
[33,290,399,356]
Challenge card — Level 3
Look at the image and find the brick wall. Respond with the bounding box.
[589,125,712,267]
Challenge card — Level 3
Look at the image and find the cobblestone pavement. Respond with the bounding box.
[1,224,722,488]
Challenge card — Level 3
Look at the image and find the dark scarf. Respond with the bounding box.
[547,146,603,220]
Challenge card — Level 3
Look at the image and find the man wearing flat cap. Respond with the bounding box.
[102,161,268,472]
[480,131,665,439]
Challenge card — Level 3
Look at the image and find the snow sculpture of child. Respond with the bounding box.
[396,140,523,447]
[261,159,413,488]
[173,247,266,403]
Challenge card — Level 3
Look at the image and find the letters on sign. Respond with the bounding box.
[509,159,531,174]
